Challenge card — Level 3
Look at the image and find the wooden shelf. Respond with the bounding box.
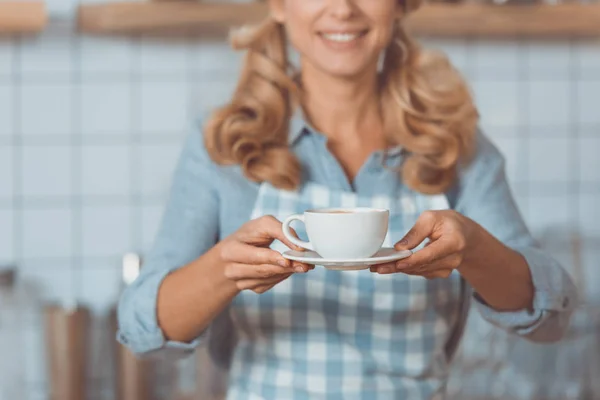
[409,2,600,38]
[0,1,47,35]
[77,1,600,38]
[78,2,268,36]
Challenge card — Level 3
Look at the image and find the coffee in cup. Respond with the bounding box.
[281,208,389,259]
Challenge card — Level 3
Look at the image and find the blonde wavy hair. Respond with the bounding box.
[204,0,479,194]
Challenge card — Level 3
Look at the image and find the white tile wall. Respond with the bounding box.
[0,83,14,138]
[81,82,132,136]
[471,80,521,127]
[422,39,470,75]
[0,210,14,263]
[472,40,519,78]
[81,205,132,257]
[578,137,600,184]
[0,147,13,199]
[527,80,571,127]
[0,41,14,78]
[20,260,75,304]
[21,145,72,198]
[140,81,189,134]
[80,37,133,76]
[81,146,130,197]
[579,194,600,237]
[140,38,189,76]
[526,41,573,77]
[20,35,74,79]
[22,207,73,258]
[194,41,244,76]
[577,80,600,125]
[79,260,122,313]
[575,41,600,79]
[192,80,237,115]
[526,194,574,231]
[527,136,572,183]
[21,83,73,136]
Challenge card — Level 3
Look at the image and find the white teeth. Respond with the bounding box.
[322,32,361,43]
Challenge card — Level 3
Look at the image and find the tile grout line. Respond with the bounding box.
[72,29,84,306]
[570,41,580,247]
[7,124,600,146]
[13,37,23,265]
[570,40,582,244]
[131,36,143,254]
[519,39,531,220]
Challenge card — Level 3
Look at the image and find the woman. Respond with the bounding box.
[118,0,576,398]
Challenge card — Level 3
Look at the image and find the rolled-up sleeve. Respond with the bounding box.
[117,123,220,356]
[454,131,577,342]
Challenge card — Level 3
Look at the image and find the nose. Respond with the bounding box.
[328,0,355,19]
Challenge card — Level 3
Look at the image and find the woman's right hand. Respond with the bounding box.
[216,215,312,294]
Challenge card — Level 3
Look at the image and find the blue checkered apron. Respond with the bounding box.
[226,182,466,399]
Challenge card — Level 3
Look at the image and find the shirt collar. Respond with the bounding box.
[288,109,308,145]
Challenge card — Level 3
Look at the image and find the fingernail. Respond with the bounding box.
[395,239,408,249]
[278,259,289,268]
[294,266,306,273]
[378,267,393,274]
[396,262,409,269]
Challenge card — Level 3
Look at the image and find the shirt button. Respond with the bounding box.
[562,297,570,308]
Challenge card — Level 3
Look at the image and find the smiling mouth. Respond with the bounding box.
[318,30,369,43]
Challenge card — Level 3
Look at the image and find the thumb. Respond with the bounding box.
[395,211,436,251]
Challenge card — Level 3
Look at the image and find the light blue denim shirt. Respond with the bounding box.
[117,115,576,397]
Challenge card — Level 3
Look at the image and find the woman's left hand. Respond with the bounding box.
[371,210,482,279]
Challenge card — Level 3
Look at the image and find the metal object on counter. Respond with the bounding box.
[0,268,15,287]
[113,252,156,400]
[113,312,155,400]
[44,304,90,400]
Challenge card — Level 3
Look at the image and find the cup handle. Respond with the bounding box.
[282,214,313,251]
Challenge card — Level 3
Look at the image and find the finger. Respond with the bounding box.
[401,254,460,276]
[252,283,277,294]
[291,261,312,273]
[225,263,293,280]
[395,211,437,251]
[257,215,305,251]
[421,270,453,280]
[287,227,307,251]
[253,278,292,293]
[370,262,396,274]
[394,238,454,271]
[237,242,292,268]
[240,273,293,293]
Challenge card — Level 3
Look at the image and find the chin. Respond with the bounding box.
[316,60,377,80]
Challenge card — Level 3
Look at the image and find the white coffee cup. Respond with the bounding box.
[281,208,389,259]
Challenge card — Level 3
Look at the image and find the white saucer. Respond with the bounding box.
[282,247,413,271]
